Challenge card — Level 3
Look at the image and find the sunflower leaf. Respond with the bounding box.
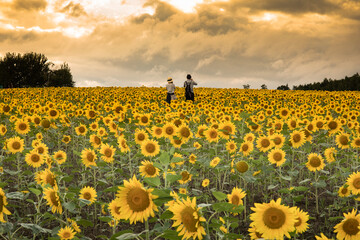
[160,152,170,165]
[212,191,227,201]
[166,174,182,184]
[29,187,42,196]
[144,177,161,187]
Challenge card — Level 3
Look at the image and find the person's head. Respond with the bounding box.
[186,74,192,80]
[167,77,173,83]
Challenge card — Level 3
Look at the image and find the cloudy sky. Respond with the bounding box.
[0,0,359,89]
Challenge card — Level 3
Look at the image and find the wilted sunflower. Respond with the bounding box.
[204,127,219,143]
[141,139,160,157]
[334,209,360,240]
[139,160,160,178]
[210,157,221,168]
[336,133,351,149]
[43,186,62,214]
[81,148,97,168]
[0,188,11,223]
[25,150,45,168]
[75,124,88,136]
[292,207,309,234]
[226,140,237,153]
[256,136,273,152]
[15,119,30,135]
[134,129,149,145]
[108,198,122,220]
[57,226,75,240]
[235,161,249,173]
[290,130,306,149]
[169,197,206,240]
[338,186,351,197]
[100,143,116,163]
[6,136,24,154]
[250,198,295,239]
[227,187,246,206]
[324,147,337,163]
[79,186,97,205]
[346,171,360,195]
[268,148,286,167]
[179,170,192,184]
[306,153,325,172]
[116,175,158,224]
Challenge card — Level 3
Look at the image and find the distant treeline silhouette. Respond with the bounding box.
[292,73,360,91]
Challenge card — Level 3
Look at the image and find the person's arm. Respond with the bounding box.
[192,80,198,85]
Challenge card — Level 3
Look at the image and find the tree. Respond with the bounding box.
[243,84,250,89]
[261,84,267,89]
[0,52,74,88]
[277,84,290,90]
[47,63,74,87]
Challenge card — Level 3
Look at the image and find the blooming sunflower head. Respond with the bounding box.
[346,171,360,195]
[334,209,360,240]
[141,139,160,157]
[139,160,160,178]
[79,186,97,205]
[306,153,325,172]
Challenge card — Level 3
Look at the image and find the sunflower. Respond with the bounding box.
[15,119,30,135]
[195,125,208,138]
[204,127,219,143]
[248,223,264,240]
[116,175,158,224]
[239,141,253,156]
[271,133,286,148]
[188,153,197,164]
[97,127,107,137]
[351,137,360,149]
[326,119,341,134]
[334,209,360,240]
[43,186,62,214]
[108,198,122,220]
[0,188,11,223]
[177,124,193,142]
[0,124,6,136]
[338,186,351,197]
[81,148,97,168]
[235,161,249,173]
[346,171,360,195]
[226,140,237,153]
[134,129,149,145]
[75,124,88,136]
[169,197,206,240]
[67,218,81,233]
[268,148,286,167]
[62,135,71,144]
[244,133,255,142]
[202,179,209,187]
[306,153,325,172]
[139,160,160,178]
[179,188,187,195]
[324,147,337,163]
[25,150,44,168]
[85,109,97,120]
[141,139,160,157]
[171,137,184,148]
[79,186,97,205]
[292,207,309,234]
[89,122,99,131]
[256,136,273,152]
[179,171,192,184]
[210,157,221,168]
[163,122,177,138]
[152,126,164,138]
[138,113,151,126]
[290,130,306,149]
[218,121,236,139]
[100,144,116,163]
[315,233,332,240]
[227,187,246,206]
[6,136,24,154]
[89,134,102,148]
[250,198,295,239]
[336,133,351,149]
[118,136,130,153]
[58,226,75,240]
[34,142,49,155]
[39,169,57,187]
[278,108,291,119]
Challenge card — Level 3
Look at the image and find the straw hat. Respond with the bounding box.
[167,77,173,83]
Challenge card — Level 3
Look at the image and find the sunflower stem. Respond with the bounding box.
[145,220,150,240]
[315,171,319,214]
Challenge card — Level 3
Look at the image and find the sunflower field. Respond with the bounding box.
[0,87,360,240]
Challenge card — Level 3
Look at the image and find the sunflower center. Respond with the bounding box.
[155,128,162,135]
[174,139,182,145]
[181,206,198,232]
[86,152,94,162]
[242,144,249,151]
[236,161,248,173]
[181,171,190,181]
[229,143,235,150]
[46,174,55,186]
[50,191,59,207]
[145,143,155,153]
[89,110,96,118]
[50,110,57,117]
[104,148,113,157]
[115,106,123,113]
[12,141,21,150]
[307,124,314,131]
[261,139,270,148]
[138,134,145,141]
[275,123,282,130]
[180,128,191,138]
[290,121,296,128]
[328,121,337,130]
[292,134,301,143]
[141,116,149,123]
[209,130,218,139]
[222,126,232,135]
[37,147,45,154]
[339,135,349,145]
[63,137,70,142]
[19,123,27,131]
[126,188,150,212]
[273,152,283,162]
[3,105,10,112]
[62,232,71,238]
[166,127,174,135]
[94,136,101,145]
[0,195,4,212]
[145,164,156,176]
[199,129,205,137]
[31,154,40,163]
[281,110,288,116]
[353,178,360,189]
[79,127,85,133]
[263,207,286,229]
[115,206,121,214]
[174,120,182,127]
[343,218,359,235]
[341,187,348,194]
[83,192,92,200]
[294,217,302,227]
[274,137,281,145]
[231,195,240,205]
[316,121,323,128]
[41,119,51,128]
[355,139,360,146]
[309,156,321,168]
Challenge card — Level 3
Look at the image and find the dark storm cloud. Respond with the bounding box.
[12,0,47,11]
[60,2,87,17]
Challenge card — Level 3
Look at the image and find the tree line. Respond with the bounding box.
[0,52,74,88]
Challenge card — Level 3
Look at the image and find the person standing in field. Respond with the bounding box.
[184,74,197,102]
[166,77,176,104]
